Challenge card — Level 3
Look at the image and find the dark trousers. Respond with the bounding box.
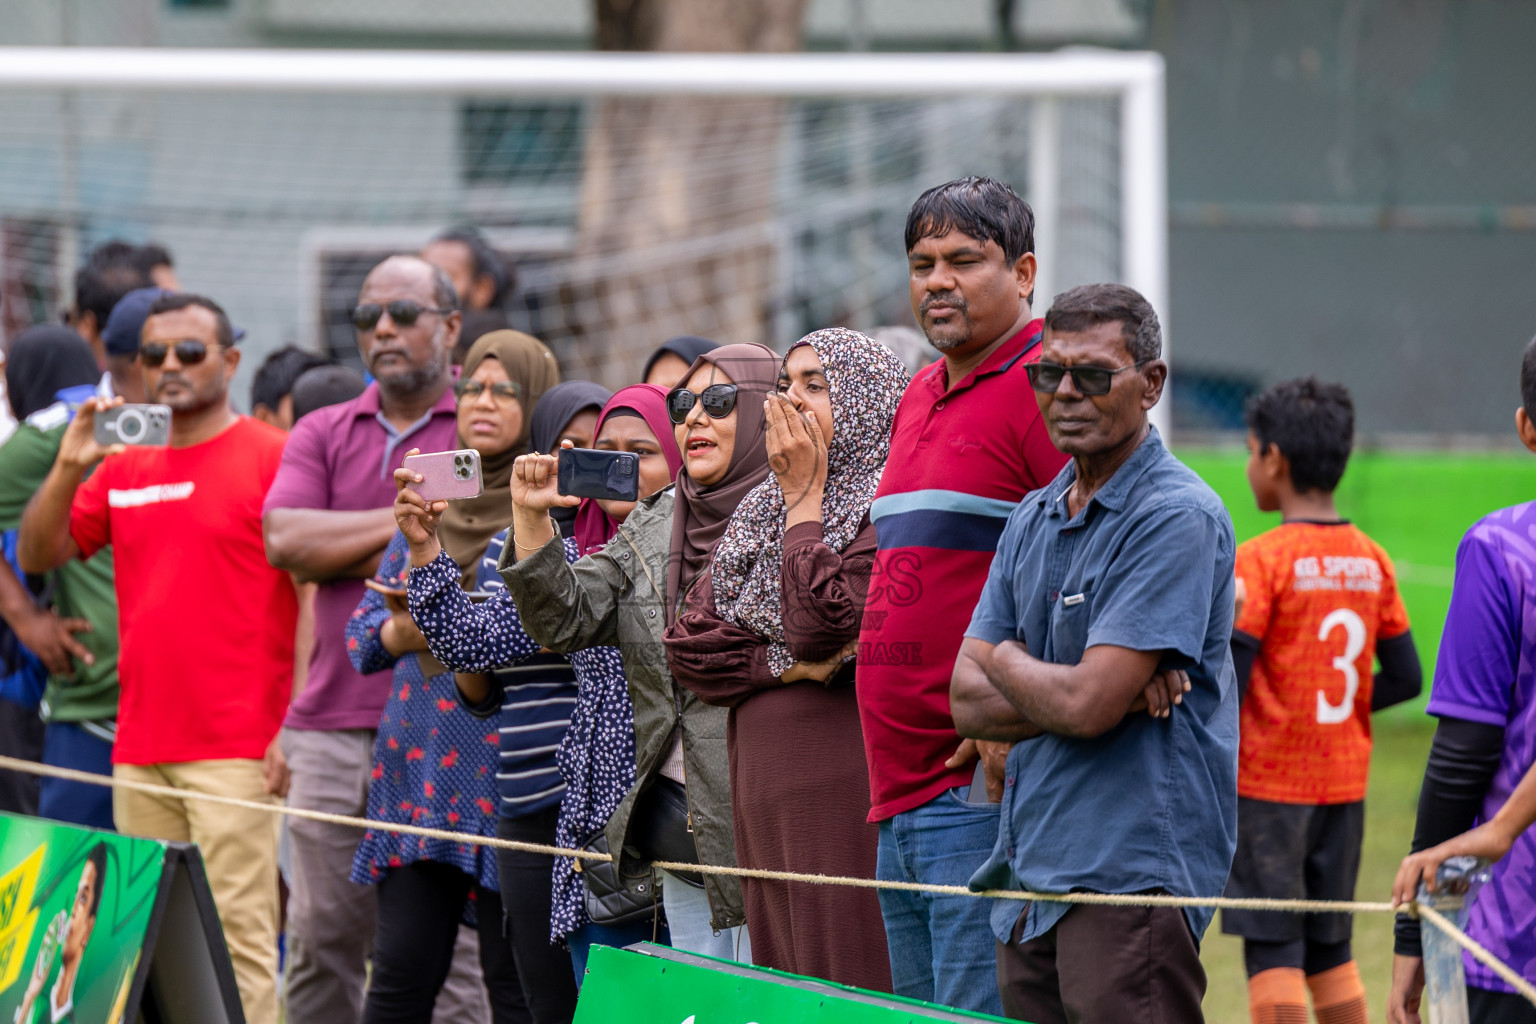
[363,860,528,1024]
[0,697,42,815]
[495,809,580,1024]
[1470,986,1536,1024]
[996,903,1207,1024]
[39,722,114,830]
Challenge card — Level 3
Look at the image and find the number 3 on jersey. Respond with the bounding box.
[1316,607,1367,724]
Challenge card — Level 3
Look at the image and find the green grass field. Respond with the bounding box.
[1181,446,1536,1021]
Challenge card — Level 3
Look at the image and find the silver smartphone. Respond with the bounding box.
[94,404,171,446]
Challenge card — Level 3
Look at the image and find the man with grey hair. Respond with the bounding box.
[951,283,1239,1021]
[261,255,480,1023]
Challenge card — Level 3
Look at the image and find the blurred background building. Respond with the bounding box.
[0,0,1532,438]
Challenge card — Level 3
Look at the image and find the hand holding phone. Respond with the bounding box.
[557,447,641,502]
[58,397,126,472]
[403,449,483,502]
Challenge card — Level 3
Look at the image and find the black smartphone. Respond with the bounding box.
[557,447,640,502]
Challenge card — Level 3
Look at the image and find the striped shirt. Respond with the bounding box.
[406,531,578,818]
[409,530,639,939]
[855,320,1070,821]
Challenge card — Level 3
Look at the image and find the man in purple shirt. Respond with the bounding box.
[1389,335,1536,1024]
[263,255,461,1023]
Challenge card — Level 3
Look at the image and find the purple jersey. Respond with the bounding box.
[1427,501,1536,991]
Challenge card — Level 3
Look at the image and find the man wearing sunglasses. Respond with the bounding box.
[0,283,169,835]
[19,292,299,1024]
[857,176,1069,1017]
[951,284,1239,1022]
[261,254,469,1024]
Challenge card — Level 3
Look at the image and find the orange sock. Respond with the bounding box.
[1308,961,1368,1024]
[1248,967,1309,1024]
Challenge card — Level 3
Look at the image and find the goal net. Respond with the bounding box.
[0,48,1166,422]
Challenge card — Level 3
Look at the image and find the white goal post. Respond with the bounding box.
[0,46,1168,432]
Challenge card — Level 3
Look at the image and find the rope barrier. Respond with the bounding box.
[0,754,1393,912]
[4,753,1533,1007]
[1416,904,1536,1007]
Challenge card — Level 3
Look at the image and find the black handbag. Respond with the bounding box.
[576,828,660,928]
[629,775,704,888]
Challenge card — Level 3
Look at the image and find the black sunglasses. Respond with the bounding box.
[349,300,455,331]
[140,340,220,368]
[666,384,739,425]
[1025,359,1147,397]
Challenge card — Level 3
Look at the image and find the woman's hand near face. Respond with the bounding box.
[765,393,827,527]
[394,449,447,567]
[510,441,580,551]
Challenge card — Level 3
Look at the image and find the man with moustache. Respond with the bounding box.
[952,285,1237,1022]
[19,294,298,1024]
[856,177,1068,1015]
[261,255,465,1023]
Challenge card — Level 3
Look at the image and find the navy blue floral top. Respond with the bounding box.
[345,531,501,920]
[409,529,638,942]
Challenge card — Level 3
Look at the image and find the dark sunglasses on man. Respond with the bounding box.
[666,383,740,425]
[349,300,455,332]
[1025,359,1148,397]
[139,340,222,368]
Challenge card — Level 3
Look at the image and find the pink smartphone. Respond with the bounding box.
[403,449,483,502]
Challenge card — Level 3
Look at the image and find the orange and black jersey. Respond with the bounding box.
[1232,521,1419,804]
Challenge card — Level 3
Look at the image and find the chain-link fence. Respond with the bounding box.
[0,76,1125,400]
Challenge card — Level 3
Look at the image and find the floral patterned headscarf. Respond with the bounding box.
[709,328,910,674]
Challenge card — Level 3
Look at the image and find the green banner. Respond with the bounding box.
[0,814,163,1024]
[574,944,1015,1023]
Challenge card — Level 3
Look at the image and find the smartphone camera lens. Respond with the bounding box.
[116,410,147,443]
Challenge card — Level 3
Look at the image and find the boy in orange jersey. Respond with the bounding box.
[1222,378,1423,1024]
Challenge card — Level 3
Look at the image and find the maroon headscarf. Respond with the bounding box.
[664,343,781,624]
[570,384,682,556]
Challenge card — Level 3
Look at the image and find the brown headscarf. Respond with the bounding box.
[438,330,560,587]
[665,342,781,624]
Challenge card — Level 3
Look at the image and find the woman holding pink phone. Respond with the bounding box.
[399,383,684,980]
[344,330,563,1024]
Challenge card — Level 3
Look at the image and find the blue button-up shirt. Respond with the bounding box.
[965,426,1239,944]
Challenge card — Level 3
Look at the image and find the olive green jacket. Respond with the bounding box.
[498,488,743,929]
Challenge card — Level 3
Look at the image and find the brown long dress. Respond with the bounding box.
[665,518,891,992]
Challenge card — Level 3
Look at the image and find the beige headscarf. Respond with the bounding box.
[437,330,560,587]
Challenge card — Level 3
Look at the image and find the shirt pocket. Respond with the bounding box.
[1044,585,1092,664]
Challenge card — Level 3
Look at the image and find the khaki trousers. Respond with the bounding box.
[114,760,280,1024]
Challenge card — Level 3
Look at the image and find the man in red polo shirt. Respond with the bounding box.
[858,177,1068,1015]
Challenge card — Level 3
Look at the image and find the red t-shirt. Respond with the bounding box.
[70,416,297,765]
[856,321,1070,821]
[1234,522,1410,804]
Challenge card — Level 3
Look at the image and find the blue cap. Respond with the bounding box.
[102,287,247,355]
[101,287,173,357]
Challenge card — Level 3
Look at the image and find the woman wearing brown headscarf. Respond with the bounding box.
[436,331,560,587]
[665,330,907,991]
[348,329,576,1024]
[497,342,781,962]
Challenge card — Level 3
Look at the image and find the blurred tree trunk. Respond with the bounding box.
[568,0,808,385]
